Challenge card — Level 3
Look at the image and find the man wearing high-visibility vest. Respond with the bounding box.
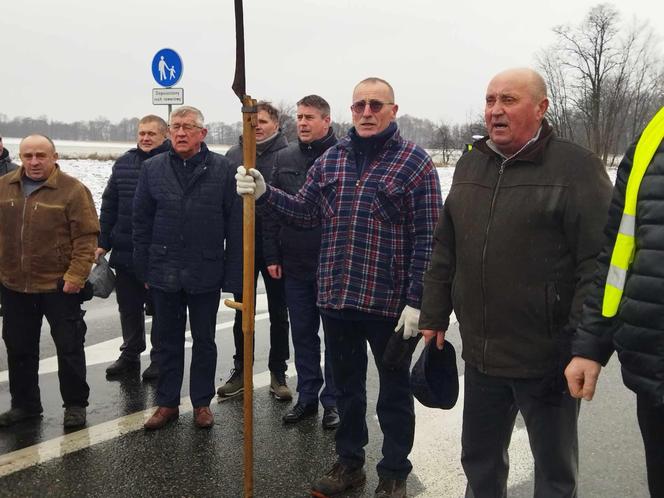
[566,106,664,498]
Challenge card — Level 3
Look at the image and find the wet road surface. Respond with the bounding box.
[0,284,650,497]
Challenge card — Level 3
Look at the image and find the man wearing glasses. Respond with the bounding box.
[133,106,241,430]
[236,78,442,498]
[96,115,170,380]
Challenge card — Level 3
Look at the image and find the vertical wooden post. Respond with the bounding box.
[224,95,257,498]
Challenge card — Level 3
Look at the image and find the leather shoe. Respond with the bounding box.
[105,357,139,376]
[322,406,340,430]
[282,402,318,424]
[193,406,214,428]
[144,406,179,430]
[141,362,159,381]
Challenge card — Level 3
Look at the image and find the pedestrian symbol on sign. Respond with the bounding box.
[151,49,183,87]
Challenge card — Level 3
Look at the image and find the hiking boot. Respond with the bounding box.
[283,402,318,424]
[311,462,366,497]
[193,406,214,428]
[322,406,340,430]
[0,407,42,427]
[217,369,244,398]
[374,477,407,498]
[63,406,87,428]
[141,362,159,381]
[105,357,140,376]
[144,406,179,430]
[270,371,292,401]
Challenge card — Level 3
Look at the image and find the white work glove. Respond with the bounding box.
[395,305,421,339]
[235,165,266,199]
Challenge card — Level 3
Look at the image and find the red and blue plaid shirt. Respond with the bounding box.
[261,129,442,318]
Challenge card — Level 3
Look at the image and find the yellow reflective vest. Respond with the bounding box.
[602,107,664,317]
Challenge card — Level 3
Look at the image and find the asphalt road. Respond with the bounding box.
[0,282,650,497]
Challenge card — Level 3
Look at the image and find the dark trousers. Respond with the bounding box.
[151,288,220,408]
[637,395,664,497]
[1,285,89,410]
[232,256,289,374]
[462,365,580,498]
[284,276,336,408]
[115,269,158,362]
[321,315,414,480]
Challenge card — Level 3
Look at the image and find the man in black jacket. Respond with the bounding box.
[219,101,292,401]
[133,106,241,430]
[262,95,339,429]
[96,115,169,379]
[0,136,19,176]
[420,68,613,497]
[565,107,664,498]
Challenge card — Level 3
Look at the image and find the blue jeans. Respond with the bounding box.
[151,289,220,408]
[321,315,414,480]
[284,276,336,408]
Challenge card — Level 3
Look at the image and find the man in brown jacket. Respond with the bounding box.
[0,134,99,429]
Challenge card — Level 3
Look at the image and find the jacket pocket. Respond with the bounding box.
[202,248,223,260]
[371,181,404,224]
[319,178,338,219]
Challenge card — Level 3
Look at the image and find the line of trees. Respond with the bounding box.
[0,111,484,160]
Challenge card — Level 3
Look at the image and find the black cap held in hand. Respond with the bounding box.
[410,340,459,410]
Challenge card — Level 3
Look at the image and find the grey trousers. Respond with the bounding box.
[462,365,580,498]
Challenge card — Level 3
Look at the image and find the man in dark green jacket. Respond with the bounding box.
[420,68,612,497]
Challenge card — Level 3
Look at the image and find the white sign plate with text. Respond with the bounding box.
[152,88,184,105]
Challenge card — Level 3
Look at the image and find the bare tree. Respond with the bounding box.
[538,3,663,163]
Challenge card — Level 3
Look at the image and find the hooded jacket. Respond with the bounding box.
[0,166,99,292]
[420,121,613,378]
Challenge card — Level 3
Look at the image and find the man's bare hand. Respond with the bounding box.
[267,264,282,279]
[62,281,81,294]
[565,356,602,401]
[94,247,107,263]
[421,329,446,350]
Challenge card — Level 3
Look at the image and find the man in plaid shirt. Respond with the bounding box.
[236,77,442,498]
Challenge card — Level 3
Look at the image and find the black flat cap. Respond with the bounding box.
[410,340,459,410]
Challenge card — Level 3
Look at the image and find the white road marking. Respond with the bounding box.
[0,297,271,384]
[0,357,294,478]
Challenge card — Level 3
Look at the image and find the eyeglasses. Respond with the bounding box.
[170,123,202,132]
[350,99,394,114]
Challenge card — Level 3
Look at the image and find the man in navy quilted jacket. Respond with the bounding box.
[96,115,169,380]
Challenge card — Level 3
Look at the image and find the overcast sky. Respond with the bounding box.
[2,0,662,128]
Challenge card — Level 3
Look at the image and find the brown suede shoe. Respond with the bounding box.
[193,406,214,428]
[144,406,179,430]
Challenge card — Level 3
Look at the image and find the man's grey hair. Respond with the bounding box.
[170,106,205,127]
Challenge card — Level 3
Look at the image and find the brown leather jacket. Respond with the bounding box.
[0,166,99,293]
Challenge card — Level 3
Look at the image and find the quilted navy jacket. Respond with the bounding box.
[98,140,170,273]
[132,143,242,294]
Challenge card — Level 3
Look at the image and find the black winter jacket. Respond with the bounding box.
[0,148,18,176]
[98,141,170,273]
[572,139,664,406]
[225,133,288,260]
[132,143,242,294]
[262,129,338,280]
[420,121,613,378]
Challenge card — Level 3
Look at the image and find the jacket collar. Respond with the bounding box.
[298,128,337,157]
[10,164,62,188]
[136,139,171,160]
[475,119,554,164]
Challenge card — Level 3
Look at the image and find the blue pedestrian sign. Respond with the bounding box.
[151,48,183,87]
